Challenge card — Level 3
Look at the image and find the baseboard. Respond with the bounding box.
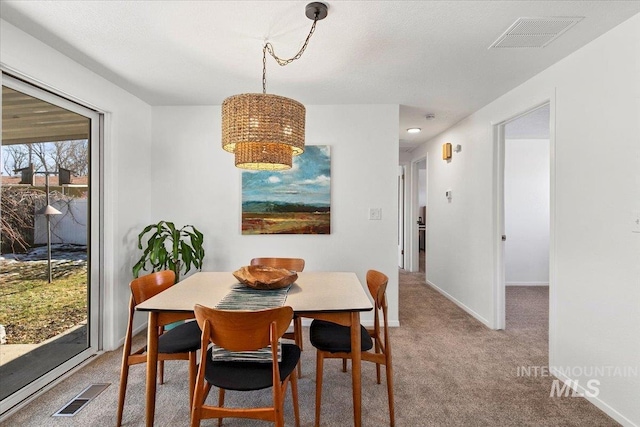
[426,280,492,329]
[551,368,638,427]
[506,282,549,286]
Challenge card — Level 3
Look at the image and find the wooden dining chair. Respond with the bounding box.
[116,270,201,427]
[250,257,305,377]
[310,270,394,427]
[250,257,305,273]
[190,305,301,427]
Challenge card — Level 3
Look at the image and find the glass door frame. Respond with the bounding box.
[0,73,103,416]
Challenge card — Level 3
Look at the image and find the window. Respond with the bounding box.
[0,73,102,415]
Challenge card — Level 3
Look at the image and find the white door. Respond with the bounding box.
[397,166,405,268]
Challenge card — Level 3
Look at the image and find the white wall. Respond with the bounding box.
[410,14,640,425]
[1,20,154,350]
[151,105,400,326]
[504,138,549,285]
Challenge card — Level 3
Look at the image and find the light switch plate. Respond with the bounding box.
[633,211,640,233]
[369,208,382,220]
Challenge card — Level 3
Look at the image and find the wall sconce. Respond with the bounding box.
[442,143,452,160]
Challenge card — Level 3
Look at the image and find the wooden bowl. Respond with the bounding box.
[232,265,298,290]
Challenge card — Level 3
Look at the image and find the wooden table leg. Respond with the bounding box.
[146,312,159,427]
[350,311,362,427]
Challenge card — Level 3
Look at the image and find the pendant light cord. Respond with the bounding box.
[262,11,321,94]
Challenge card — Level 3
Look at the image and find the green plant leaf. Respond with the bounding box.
[181,241,193,273]
[132,259,144,278]
[137,223,156,249]
[132,221,205,280]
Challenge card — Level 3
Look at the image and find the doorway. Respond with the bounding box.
[417,160,427,273]
[0,74,102,415]
[398,165,405,269]
[504,105,550,331]
[494,102,552,331]
[406,156,427,273]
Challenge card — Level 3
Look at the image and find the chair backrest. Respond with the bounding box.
[366,269,388,311]
[194,305,294,352]
[250,257,305,272]
[366,270,391,364]
[129,270,176,306]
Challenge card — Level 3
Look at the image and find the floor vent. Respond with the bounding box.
[53,383,110,417]
[489,17,583,49]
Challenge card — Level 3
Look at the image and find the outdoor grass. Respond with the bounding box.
[0,260,87,344]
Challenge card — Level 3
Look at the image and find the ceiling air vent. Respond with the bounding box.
[489,17,583,49]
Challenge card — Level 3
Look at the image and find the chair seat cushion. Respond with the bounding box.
[309,320,373,353]
[204,344,301,391]
[158,320,201,353]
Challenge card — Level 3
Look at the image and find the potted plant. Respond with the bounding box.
[132,220,205,282]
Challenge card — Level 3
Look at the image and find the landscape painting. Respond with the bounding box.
[242,145,331,235]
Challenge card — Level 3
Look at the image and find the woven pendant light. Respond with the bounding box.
[235,142,292,170]
[221,2,328,170]
[222,93,305,170]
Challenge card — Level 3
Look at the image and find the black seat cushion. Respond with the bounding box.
[157,320,201,353]
[309,319,373,353]
[204,344,301,391]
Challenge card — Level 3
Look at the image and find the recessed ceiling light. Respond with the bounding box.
[407,128,421,134]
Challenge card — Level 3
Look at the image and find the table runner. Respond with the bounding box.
[212,283,292,362]
[215,283,291,310]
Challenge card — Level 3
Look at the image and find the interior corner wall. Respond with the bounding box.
[150,104,400,326]
[504,138,550,285]
[411,13,640,425]
[0,20,154,351]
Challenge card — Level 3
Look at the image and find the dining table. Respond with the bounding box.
[135,271,374,427]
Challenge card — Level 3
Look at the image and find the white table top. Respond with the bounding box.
[136,271,373,314]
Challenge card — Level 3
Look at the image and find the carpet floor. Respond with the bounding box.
[1,270,617,426]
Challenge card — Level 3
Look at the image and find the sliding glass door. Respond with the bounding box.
[0,73,101,415]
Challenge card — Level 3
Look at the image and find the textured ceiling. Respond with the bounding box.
[1,1,638,151]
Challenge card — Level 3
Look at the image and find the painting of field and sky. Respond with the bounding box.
[242,145,331,235]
